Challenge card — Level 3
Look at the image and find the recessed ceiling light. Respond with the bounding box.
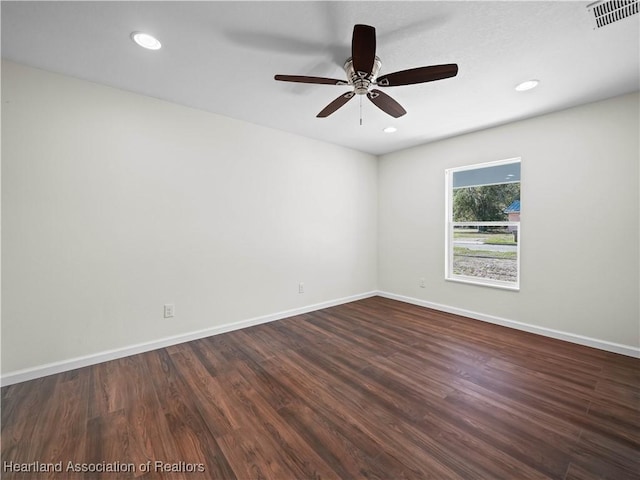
[131,32,161,50]
[383,126,397,133]
[515,79,539,92]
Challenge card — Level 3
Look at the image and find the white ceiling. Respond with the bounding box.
[2,1,639,155]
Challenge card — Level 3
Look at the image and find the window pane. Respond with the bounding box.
[452,225,519,283]
[452,183,520,222]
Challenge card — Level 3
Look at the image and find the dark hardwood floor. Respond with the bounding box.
[2,296,639,479]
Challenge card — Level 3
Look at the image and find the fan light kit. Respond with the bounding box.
[131,32,161,50]
[274,24,459,119]
[515,80,539,92]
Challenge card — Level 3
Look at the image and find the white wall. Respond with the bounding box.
[1,61,378,376]
[378,92,639,350]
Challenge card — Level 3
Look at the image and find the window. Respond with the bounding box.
[445,158,521,290]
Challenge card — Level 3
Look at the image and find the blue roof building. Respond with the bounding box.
[504,200,520,214]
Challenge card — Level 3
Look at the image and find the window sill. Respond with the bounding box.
[445,276,520,291]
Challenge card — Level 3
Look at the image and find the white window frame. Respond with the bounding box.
[445,158,521,290]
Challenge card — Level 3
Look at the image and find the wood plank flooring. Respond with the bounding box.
[2,296,639,479]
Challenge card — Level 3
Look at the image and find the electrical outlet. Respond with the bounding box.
[419,278,426,288]
[164,304,175,318]
[298,282,304,294]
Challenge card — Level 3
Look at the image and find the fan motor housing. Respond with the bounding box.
[344,56,382,95]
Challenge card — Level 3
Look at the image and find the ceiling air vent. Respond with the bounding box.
[588,0,638,28]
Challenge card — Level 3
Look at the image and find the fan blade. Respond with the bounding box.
[317,92,355,118]
[376,64,458,87]
[275,75,348,85]
[352,24,376,76]
[367,89,406,118]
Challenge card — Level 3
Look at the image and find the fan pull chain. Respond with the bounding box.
[359,95,363,126]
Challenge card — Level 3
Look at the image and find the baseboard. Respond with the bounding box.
[377,291,640,359]
[1,291,378,387]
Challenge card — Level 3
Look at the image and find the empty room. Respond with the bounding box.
[1,1,638,479]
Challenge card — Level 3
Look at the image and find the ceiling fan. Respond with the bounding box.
[274,24,458,119]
